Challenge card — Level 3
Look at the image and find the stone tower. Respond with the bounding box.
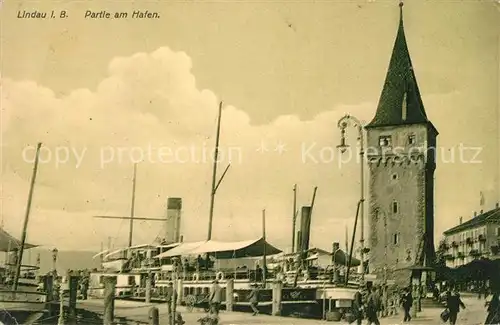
[365,3,438,286]
[164,197,182,244]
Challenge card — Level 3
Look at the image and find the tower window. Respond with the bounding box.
[408,134,416,145]
[379,136,392,147]
[391,173,398,180]
[393,233,400,245]
[392,201,399,214]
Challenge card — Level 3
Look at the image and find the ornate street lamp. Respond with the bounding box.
[337,114,366,284]
[52,248,58,273]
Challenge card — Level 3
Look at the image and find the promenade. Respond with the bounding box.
[76,294,489,325]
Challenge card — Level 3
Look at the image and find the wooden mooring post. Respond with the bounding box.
[271,280,283,316]
[145,271,152,304]
[67,272,79,324]
[45,275,54,302]
[225,278,234,312]
[103,276,117,325]
[148,306,159,325]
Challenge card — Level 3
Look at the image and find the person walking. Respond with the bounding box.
[209,279,222,316]
[401,287,413,322]
[248,283,260,316]
[352,287,364,325]
[445,288,466,325]
[484,287,500,325]
[165,282,174,316]
[366,286,381,325]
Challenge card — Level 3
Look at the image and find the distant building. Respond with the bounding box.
[366,4,437,286]
[442,204,500,268]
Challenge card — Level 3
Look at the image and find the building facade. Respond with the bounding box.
[442,204,500,268]
[366,4,438,287]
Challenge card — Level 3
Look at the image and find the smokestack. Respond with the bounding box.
[296,231,302,253]
[300,206,312,253]
[459,217,463,225]
[474,211,477,217]
[496,202,499,209]
[165,198,182,244]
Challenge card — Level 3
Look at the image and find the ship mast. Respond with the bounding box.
[207,101,230,241]
[13,142,42,291]
[128,163,137,249]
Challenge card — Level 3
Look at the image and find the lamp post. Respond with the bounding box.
[52,248,58,274]
[337,114,366,285]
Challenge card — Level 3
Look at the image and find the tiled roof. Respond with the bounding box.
[366,6,437,135]
[443,207,500,235]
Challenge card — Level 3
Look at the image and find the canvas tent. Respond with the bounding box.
[154,237,282,259]
[0,228,36,252]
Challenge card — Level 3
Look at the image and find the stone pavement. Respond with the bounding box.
[77,295,490,325]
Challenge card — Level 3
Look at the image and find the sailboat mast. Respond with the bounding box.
[13,142,42,291]
[128,163,137,249]
[207,101,223,241]
[292,184,297,253]
[262,209,267,285]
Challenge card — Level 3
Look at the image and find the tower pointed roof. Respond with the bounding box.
[366,2,437,134]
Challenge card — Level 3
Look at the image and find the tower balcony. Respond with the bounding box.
[466,237,473,245]
[478,234,486,242]
[444,254,454,261]
[469,249,480,257]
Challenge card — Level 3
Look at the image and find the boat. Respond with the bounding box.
[0,143,48,324]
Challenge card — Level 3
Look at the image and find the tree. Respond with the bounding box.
[434,238,449,282]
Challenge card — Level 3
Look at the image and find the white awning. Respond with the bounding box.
[92,250,109,259]
[0,228,37,252]
[154,241,206,259]
[102,244,161,260]
[153,237,282,259]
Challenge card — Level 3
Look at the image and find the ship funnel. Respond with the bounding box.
[164,198,182,244]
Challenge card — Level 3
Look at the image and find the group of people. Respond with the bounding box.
[351,284,384,325]
[350,282,500,325]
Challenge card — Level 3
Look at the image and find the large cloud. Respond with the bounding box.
[0,46,494,253]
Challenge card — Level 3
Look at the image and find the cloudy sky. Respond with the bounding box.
[1,0,499,252]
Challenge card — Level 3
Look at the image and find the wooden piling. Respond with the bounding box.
[225,278,234,312]
[148,306,159,325]
[68,274,79,325]
[103,276,117,325]
[45,275,54,301]
[145,271,152,304]
[271,280,283,316]
[176,278,183,306]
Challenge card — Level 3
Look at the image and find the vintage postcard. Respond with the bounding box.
[1,0,499,324]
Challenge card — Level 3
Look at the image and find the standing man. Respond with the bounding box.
[248,284,260,316]
[445,287,466,325]
[401,287,413,322]
[366,286,381,325]
[352,286,364,325]
[165,282,174,316]
[209,279,222,316]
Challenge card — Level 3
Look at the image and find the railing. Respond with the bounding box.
[0,290,47,303]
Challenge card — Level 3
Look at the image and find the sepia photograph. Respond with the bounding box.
[1,0,499,324]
